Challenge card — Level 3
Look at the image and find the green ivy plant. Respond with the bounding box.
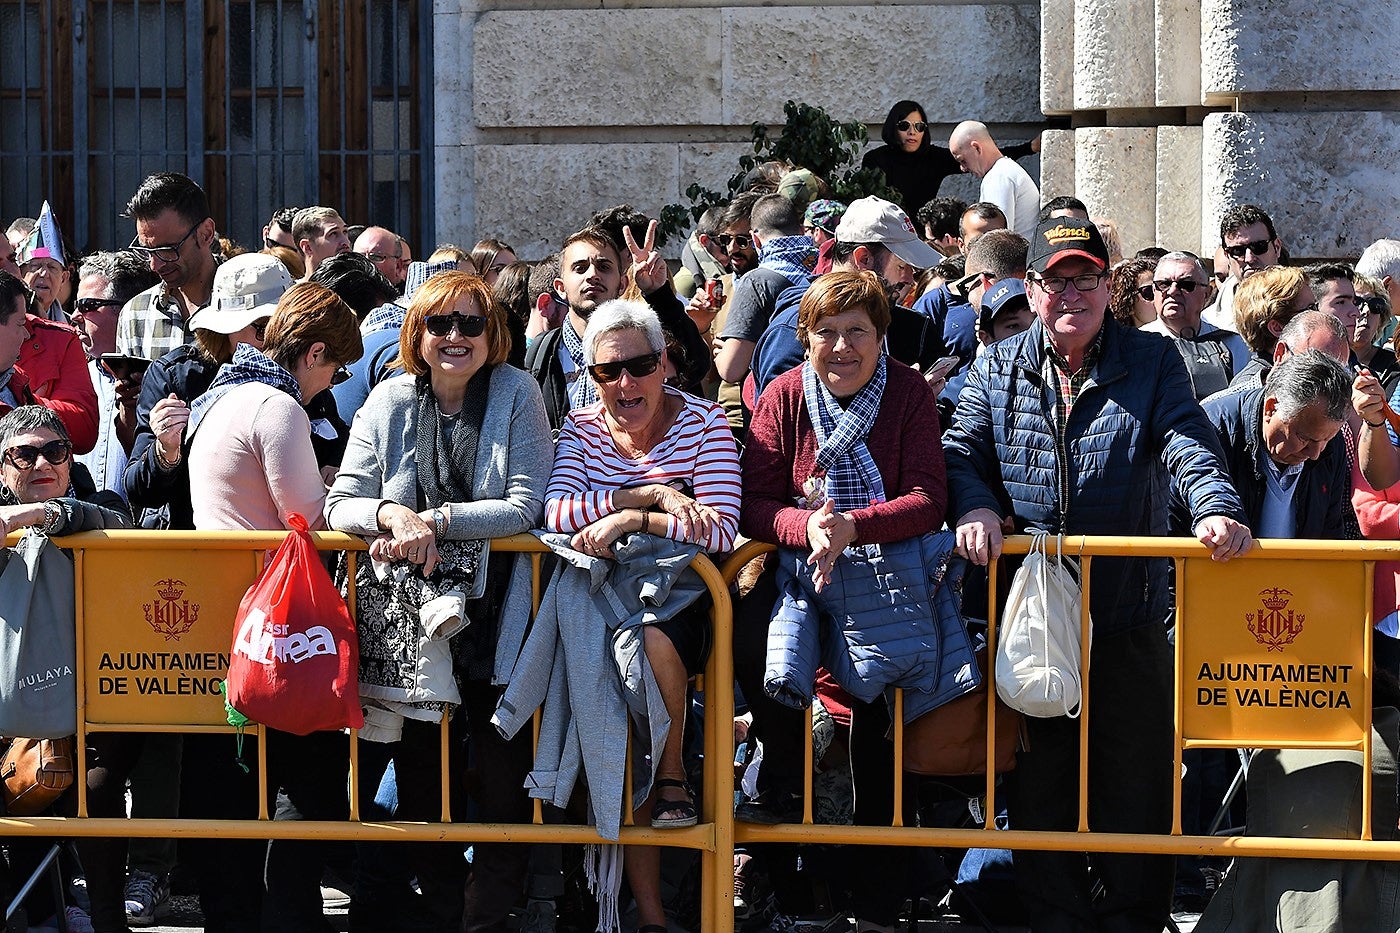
[657,100,900,244]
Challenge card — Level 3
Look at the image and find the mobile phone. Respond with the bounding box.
[99,353,153,381]
[923,355,960,377]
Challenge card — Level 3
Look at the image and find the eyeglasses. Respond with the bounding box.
[1028,272,1108,294]
[1358,295,1389,316]
[129,222,202,263]
[264,237,294,251]
[73,298,124,316]
[362,251,401,265]
[251,318,270,342]
[3,439,72,470]
[895,120,928,133]
[330,366,351,386]
[809,325,875,345]
[1223,238,1273,260]
[588,351,662,384]
[714,234,752,252]
[1147,279,1206,298]
[424,313,488,338]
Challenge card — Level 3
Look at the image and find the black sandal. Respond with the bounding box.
[650,777,698,828]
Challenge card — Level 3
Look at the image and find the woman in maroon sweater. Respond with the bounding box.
[736,270,946,931]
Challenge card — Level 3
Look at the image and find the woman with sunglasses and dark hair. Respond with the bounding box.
[325,269,553,931]
[0,405,130,933]
[533,297,739,933]
[862,100,1037,217]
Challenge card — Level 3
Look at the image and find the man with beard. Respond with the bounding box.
[524,223,706,432]
[749,196,940,396]
[116,172,220,361]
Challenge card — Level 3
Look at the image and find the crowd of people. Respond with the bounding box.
[0,108,1397,933]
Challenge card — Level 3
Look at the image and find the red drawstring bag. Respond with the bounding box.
[226,513,364,735]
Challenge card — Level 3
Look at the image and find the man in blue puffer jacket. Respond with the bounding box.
[943,216,1254,933]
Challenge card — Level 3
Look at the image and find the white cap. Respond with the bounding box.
[834,196,941,270]
[191,254,294,334]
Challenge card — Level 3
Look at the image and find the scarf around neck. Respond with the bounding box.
[801,354,888,514]
[758,235,819,290]
[559,320,597,410]
[189,343,301,437]
[415,366,491,511]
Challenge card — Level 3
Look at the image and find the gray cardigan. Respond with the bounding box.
[325,366,554,679]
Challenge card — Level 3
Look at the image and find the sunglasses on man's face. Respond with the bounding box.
[714,234,752,252]
[895,120,928,133]
[587,352,662,384]
[3,439,72,470]
[1223,238,1273,260]
[424,313,488,338]
[73,298,123,316]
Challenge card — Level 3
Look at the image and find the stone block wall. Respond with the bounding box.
[435,0,1044,259]
[1040,0,1400,261]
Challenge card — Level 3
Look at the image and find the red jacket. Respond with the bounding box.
[15,314,99,453]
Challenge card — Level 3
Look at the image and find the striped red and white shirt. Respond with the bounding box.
[545,388,742,553]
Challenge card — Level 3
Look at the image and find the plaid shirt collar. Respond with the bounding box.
[1043,326,1105,426]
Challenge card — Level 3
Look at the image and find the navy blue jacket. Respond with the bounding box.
[943,316,1246,632]
[1185,385,1349,540]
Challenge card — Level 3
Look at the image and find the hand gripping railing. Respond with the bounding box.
[0,530,737,933]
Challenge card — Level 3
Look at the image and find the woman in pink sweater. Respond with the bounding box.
[186,282,362,931]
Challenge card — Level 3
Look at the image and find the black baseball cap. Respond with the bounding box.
[1027,217,1110,274]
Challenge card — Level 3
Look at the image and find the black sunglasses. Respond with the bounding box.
[895,120,928,133]
[263,237,294,251]
[588,352,662,384]
[714,234,752,251]
[1143,279,1206,300]
[1223,238,1273,260]
[424,313,488,338]
[3,439,72,470]
[74,298,124,316]
[251,318,269,342]
[330,366,351,386]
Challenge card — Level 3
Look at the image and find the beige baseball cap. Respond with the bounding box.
[834,196,941,270]
[191,253,293,334]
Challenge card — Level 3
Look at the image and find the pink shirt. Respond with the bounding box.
[188,382,327,532]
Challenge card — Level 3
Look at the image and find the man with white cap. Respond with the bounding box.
[125,253,292,531]
[749,196,942,396]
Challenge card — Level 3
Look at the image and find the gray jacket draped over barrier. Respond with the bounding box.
[764,529,980,722]
[490,532,707,841]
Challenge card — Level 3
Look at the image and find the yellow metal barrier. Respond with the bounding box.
[0,531,736,933]
[722,536,1400,863]
[7,530,1400,933]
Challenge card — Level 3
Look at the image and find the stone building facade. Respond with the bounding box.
[1041,0,1400,260]
[438,1,1397,262]
[434,0,1044,259]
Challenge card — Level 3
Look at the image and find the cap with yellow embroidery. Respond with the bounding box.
[1027,216,1109,274]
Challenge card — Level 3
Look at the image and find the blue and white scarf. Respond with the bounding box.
[189,343,302,436]
[559,320,598,410]
[758,235,819,290]
[801,355,888,513]
[360,301,406,336]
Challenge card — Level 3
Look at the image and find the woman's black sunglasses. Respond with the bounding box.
[588,352,662,384]
[3,439,73,470]
[424,313,488,338]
